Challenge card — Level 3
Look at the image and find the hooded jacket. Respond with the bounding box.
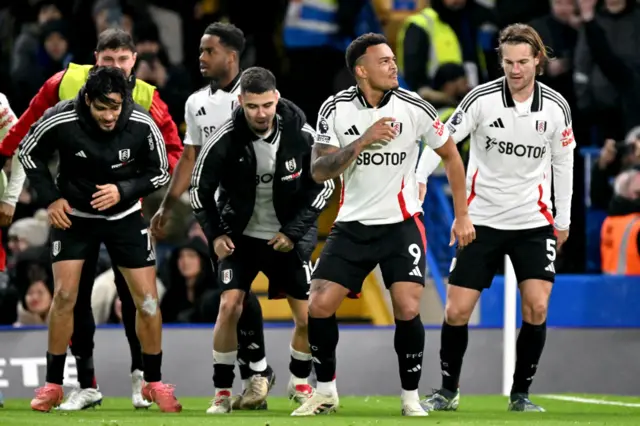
[18,88,170,218]
[160,238,214,323]
[190,97,334,256]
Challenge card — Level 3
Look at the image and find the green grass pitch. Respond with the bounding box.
[2,395,640,425]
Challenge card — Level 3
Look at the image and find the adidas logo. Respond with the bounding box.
[545,262,555,273]
[344,125,360,136]
[489,118,505,128]
[407,365,422,373]
[247,343,260,350]
[195,106,207,117]
[146,251,156,262]
[311,357,322,364]
[408,266,422,277]
[75,150,87,158]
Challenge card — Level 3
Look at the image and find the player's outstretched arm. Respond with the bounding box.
[434,136,476,247]
[311,116,397,183]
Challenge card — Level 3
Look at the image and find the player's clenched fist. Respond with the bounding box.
[213,234,235,259]
[360,116,398,150]
[450,214,476,248]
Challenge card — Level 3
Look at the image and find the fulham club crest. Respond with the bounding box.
[390,121,403,135]
[285,158,297,172]
[118,149,131,162]
[52,241,61,257]
[536,120,547,134]
[222,269,233,284]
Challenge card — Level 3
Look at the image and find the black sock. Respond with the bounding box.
[142,352,162,383]
[75,356,96,389]
[394,315,425,391]
[289,346,313,379]
[238,360,252,380]
[46,352,67,385]
[308,314,339,383]
[440,322,469,393]
[511,321,547,395]
[237,292,267,364]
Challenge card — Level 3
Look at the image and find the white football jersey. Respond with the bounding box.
[446,77,575,230]
[315,86,448,226]
[183,76,241,147]
[243,118,282,240]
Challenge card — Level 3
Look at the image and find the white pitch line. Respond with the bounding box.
[539,394,640,408]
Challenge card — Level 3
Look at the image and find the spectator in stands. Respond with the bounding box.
[530,0,580,109]
[9,0,64,113]
[159,237,214,323]
[590,127,640,209]
[11,18,73,114]
[13,253,53,327]
[7,209,49,270]
[575,0,640,139]
[600,169,640,275]
[396,0,497,100]
[134,21,191,129]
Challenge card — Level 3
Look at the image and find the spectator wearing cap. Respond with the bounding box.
[7,209,49,269]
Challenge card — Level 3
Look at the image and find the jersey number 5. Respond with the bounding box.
[546,238,556,261]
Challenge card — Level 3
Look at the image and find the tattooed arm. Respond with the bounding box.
[310,142,362,183]
[310,116,397,183]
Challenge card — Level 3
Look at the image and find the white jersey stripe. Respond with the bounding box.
[129,112,170,188]
[19,111,78,169]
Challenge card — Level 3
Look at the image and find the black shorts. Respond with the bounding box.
[312,214,427,295]
[217,235,311,300]
[448,225,557,291]
[50,212,155,269]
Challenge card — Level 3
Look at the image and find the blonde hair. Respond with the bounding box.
[497,23,549,75]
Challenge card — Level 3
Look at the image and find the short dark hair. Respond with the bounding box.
[96,28,136,53]
[240,67,276,94]
[204,22,245,54]
[85,66,130,106]
[345,33,388,75]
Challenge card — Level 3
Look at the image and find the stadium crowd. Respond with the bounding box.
[0,0,638,330]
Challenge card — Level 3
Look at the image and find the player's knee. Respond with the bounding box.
[522,300,548,324]
[52,288,76,312]
[218,297,243,324]
[394,303,420,321]
[139,293,159,317]
[308,297,334,318]
[444,303,472,325]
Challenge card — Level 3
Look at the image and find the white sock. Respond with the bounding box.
[212,350,237,366]
[290,375,308,386]
[249,357,267,372]
[401,389,420,403]
[290,346,313,362]
[317,380,337,396]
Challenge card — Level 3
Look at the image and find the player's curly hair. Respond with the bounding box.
[345,32,388,76]
[84,66,130,106]
[497,24,549,75]
[204,22,245,54]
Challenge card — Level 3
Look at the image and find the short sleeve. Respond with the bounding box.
[183,98,201,146]
[397,89,449,150]
[315,96,341,148]
[444,94,480,144]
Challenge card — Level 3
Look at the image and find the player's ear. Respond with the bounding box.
[85,93,90,107]
[237,94,243,107]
